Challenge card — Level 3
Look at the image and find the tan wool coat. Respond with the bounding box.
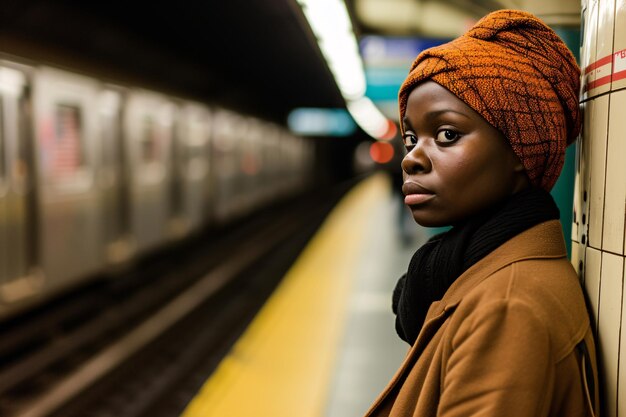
[365,220,599,417]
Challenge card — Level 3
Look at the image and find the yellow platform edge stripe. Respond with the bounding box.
[181,173,390,417]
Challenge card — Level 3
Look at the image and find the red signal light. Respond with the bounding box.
[369,141,394,164]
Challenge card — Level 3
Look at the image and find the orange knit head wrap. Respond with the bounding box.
[398,9,581,191]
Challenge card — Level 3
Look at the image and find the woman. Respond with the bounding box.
[365,10,599,417]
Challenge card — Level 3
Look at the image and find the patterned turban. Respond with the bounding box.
[399,9,581,191]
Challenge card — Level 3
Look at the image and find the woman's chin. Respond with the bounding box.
[411,214,449,229]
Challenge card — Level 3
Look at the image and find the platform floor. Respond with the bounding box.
[181,173,429,417]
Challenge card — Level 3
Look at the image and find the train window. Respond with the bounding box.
[141,115,160,164]
[183,117,207,162]
[53,104,86,178]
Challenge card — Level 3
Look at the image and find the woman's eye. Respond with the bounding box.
[435,129,461,144]
[403,133,417,147]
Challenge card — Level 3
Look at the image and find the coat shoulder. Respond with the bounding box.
[452,257,589,362]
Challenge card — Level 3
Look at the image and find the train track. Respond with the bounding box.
[0,179,357,417]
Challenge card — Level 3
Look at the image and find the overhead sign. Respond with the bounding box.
[360,36,450,119]
[360,36,448,65]
[287,108,356,137]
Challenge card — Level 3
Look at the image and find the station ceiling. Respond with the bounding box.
[0,0,345,124]
[0,0,579,129]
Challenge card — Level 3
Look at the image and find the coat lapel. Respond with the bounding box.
[364,305,451,417]
[364,220,567,417]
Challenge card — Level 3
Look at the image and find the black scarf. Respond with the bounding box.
[392,187,560,345]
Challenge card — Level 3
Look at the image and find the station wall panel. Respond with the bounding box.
[581,0,599,101]
[613,0,626,92]
[601,90,626,255]
[587,95,609,249]
[598,252,624,417]
[577,3,626,414]
[585,246,602,331]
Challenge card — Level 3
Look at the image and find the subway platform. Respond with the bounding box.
[181,173,430,417]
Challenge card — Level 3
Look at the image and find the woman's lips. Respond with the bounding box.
[402,181,435,205]
[404,193,435,205]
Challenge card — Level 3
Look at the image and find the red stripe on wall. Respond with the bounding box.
[585,54,613,74]
[613,70,626,82]
[585,74,612,91]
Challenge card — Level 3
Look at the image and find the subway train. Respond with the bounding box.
[0,54,315,320]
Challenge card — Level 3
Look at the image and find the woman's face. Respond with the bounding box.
[401,81,529,227]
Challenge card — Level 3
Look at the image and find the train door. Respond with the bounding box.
[33,67,105,288]
[167,104,184,239]
[125,90,173,253]
[265,125,282,203]
[98,88,134,264]
[0,64,41,304]
[178,103,210,233]
[261,123,276,206]
[231,116,248,218]
[240,118,260,211]
[212,110,238,224]
[278,132,291,196]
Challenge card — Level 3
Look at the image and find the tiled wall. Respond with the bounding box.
[574,0,626,415]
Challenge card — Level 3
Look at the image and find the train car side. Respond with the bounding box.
[0,57,315,320]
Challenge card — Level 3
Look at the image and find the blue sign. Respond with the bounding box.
[360,36,449,64]
[288,108,356,137]
[360,36,450,103]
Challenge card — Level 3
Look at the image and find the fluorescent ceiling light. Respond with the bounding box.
[299,0,366,99]
[346,96,391,139]
[297,0,393,139]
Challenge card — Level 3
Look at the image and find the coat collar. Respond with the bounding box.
[365,220,567,416]
[428,219,567,317]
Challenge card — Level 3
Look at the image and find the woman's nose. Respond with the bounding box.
[401,142,431,175]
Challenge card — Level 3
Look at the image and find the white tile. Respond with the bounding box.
[593,0,616,95]
[582,0,600,100]
[612,0,626,92]
[618,256,626,417]
[572,144,582,241]
[586,247,603,329]
[572,109,585,243]
[588,95,609,249]
[576,101,593,245]
[600,252,624,417]
[602,90,626,254]
[581,0,599,74]
[598,0,615,54]
[571,240,581,273]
